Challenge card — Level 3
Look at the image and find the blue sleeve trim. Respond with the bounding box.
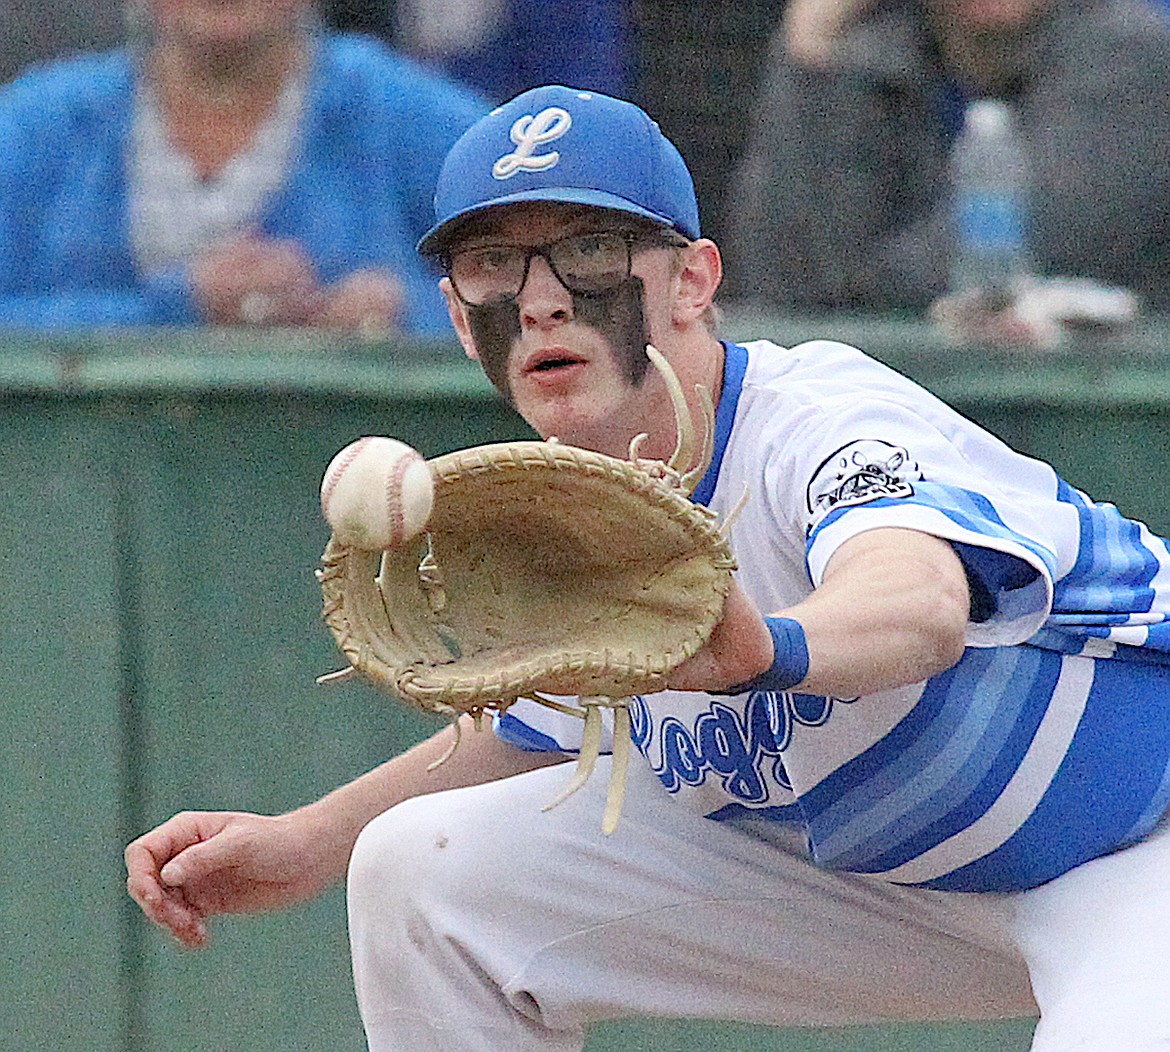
[494,712,570,753]
[809,482,1059,581]
[690,341,748,507]
[952,541,1040,623]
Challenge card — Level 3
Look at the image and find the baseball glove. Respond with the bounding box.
[316,346,738,832]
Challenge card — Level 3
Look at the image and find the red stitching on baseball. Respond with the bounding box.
[386,450,415,546]
[322,437,371,515]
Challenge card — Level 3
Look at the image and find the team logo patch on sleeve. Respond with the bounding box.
[806,439,922,518]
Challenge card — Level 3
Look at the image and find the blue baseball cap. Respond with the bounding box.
[417,85,700,255]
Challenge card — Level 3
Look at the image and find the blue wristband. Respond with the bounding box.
[721,616,809,695]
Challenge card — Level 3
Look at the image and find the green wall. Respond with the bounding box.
[5,325,1169,1052]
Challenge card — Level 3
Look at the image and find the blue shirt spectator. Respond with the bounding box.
[0,5,486,333]
[392,0,632,101]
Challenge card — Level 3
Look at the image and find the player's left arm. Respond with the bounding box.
[669,526,969,698]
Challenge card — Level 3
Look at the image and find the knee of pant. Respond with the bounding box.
[350,792,450,908]
[347,787,504,930]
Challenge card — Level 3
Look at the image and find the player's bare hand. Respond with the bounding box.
[667,578,774,692]
[124,809,343,949]
[192,232,323,327]
[308,268,405,335]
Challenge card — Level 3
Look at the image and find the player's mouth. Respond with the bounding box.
[521,348,589,377]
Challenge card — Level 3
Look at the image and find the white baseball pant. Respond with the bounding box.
[347,755,1170,1052]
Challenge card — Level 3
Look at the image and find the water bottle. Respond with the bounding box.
[949,99,1032,302]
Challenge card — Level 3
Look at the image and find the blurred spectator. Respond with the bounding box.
[631,0,781,245]
[324,0,632,101]
[322,0,399,40]
[722,0,1170,315]
[0,0,126,85]
[783,0,868,67]
[0,0,486,333]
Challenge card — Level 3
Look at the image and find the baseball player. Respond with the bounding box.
[126,87,1170,1052]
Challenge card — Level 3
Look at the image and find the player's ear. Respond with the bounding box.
[670,240,722,327]
[442,277,480,361]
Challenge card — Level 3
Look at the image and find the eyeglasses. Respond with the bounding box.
[444,229,690,306]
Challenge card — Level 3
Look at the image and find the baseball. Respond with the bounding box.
[320,436,434,549]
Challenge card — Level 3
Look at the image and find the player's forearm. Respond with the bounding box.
[288,718,565,880]
[789,528,969,698]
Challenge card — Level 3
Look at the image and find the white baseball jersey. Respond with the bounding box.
[497,339,1170,892]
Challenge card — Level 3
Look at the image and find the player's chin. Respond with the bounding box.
[508,363,579,414]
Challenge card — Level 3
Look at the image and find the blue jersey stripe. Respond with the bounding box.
[1054,479,1159,610]
[794,647,1057,873]
[1029,480,1170,659]
[706,801,805,825]
[911,657,1170,891]
[849,650,1060,872]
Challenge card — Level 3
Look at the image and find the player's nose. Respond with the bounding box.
[517,253,573,327]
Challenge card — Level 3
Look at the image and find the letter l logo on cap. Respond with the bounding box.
[492,107,573,180]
